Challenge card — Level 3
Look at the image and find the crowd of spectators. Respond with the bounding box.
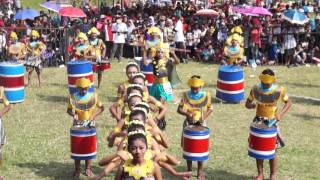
[1,0,320,67]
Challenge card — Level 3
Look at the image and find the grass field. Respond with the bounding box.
[0,62,319,180]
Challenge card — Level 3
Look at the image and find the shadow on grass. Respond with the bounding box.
[212,97,244,105]
[17,161,104,180]
[168,165,251,180]
[37,94,69,103]
[293,113,320,121]
[107,96,117,102]
[47,82,67,88]
[291,96,320,106]
[285,82,320,88]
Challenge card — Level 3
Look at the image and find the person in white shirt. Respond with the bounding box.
[110,15,128,63]
[0,29,6,59]
[282,26,297,66]
[173,16,187,63]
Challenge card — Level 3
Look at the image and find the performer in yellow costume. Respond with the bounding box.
[26,30,46,87]
[67,77,104,177]
[7,31,27,61]
[245,69,292,180]
[223,33,244,65]
[227,26,244,47]
[88,27,107,88]
[0,86,11,165]
[73,32,91,60]
[177,75,213,180]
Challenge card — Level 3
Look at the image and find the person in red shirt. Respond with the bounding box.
[103,16,113,59]
[249,19,263,65]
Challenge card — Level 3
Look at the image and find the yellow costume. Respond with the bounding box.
[88,27,106,60]
[67,78,102,121]
[27,30,46,57]
[179,76,213,125]
[123,159,154,180]
[0,87,9,106]
[224,34,244,64]
[247,83,288,119]
[7,32,27,61]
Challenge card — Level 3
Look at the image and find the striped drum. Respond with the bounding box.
[0,62,24,103]
[248,123,277,160]
[216,65,244,103]
[183,125,210,161]
[70,126,97,160]
[67,61,94,94]
[140,63,154,90]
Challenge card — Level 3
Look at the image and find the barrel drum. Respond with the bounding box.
[0,62,25,103]
[67,61,94,94]
[216,65,244,103]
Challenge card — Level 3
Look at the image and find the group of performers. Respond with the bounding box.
[71,27,108,88]
[66,66,291,180]
[0,24,292,180]
[6,30,46,87]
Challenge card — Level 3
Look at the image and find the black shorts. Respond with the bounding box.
[285,48,295,56]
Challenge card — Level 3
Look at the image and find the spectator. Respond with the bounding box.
[282,25,297,67]
[173,15,186,63]
[0,29,6,59]
[110,15,127,63]
[293,44,307,66]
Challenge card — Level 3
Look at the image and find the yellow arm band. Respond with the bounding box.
[155,101,162,108]
[113,127,121,133]
[155,135,162,142]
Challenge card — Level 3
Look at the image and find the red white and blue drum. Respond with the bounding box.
[248,123,277,160]
[67,60,94,94]
[0,62,24,103]
[70,126,97,160]
[183,125,210,161]
[216,65,244,103]
[140,63,154,90]
[92,61,111,73]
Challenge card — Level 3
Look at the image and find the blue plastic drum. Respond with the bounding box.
[0,62,25,103]
[67,61,94,94]
[216,65,244,102]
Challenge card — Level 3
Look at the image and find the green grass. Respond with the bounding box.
[0,62,319,179]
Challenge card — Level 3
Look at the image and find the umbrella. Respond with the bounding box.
[233,6,272,16]
[14,8,40,20]
[194,9,219,17]
[40,1,72,13]
[59,7,87,18]
[282,9,309,25]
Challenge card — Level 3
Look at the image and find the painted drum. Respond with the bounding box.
[216,65,244,102]
[183,125,210,161]
[67,61,94,94]
[140,63,154,89]
[92,61,111,73]
[70,126,97,160]
[248,123,277,160]
[0,62,25,103]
